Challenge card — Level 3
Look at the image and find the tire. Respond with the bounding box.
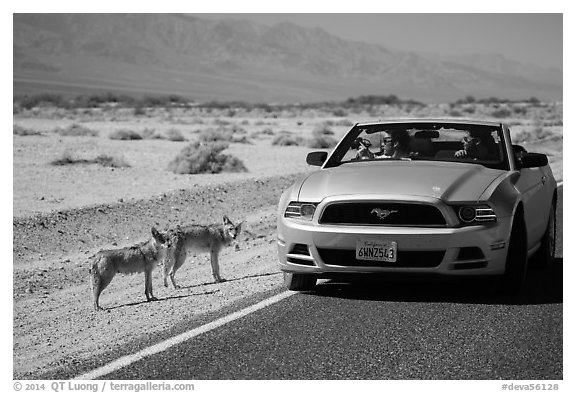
[532,202,556,269]
[284,272,317,291]
[501,213,528,295]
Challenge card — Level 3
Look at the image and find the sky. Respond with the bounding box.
[194,13,563,70]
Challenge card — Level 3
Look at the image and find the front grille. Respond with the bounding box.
[317,248,445,268]
[319,202,446,226]
[287,243,315,266]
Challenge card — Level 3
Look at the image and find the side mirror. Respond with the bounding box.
[306,151,328,166]
[520,152,548,168]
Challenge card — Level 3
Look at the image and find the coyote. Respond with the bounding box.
[162,216,243,288]
[90,227,168,311]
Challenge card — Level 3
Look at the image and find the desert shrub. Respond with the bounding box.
[448,109,463,117]
[50,150,83,166]
[312,124,335,136]
[51,151,129,167]
[13,124,42,136]
[167,142,247,174]
[272,134,304,146]
[56,123,99,137]
[307,134,338,149]
[332,108,348,117]
[133,106,146,116]
[250,127,275,138]
[141,128,163,139]
[334,119,354,127]
[213,118,231,126]
[109,129,143,140]
[93,154,130,167]
[491,107,512,119]
[230,124,247,134]
[308,123,338,148]
[512,130,532,144]
[198,127,233,143]
[512,105,528,115]
[462,106,476,114]
[534,126,554,140]
[189,118,205,125]
[511,124,554,144]
[16,93,67,110]
[165,128,186,142]
[231,134,252,144]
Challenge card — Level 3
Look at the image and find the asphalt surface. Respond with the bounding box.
[90,188,563,380]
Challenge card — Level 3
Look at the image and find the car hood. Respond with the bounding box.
[298,161,504,202]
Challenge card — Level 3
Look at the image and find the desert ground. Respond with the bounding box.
[12,101,563,379]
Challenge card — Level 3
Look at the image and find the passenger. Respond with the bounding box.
[454,130,498,160]
[375,130,411,159]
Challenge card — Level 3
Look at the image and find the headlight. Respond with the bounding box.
[454,204,497,224]
[284,202,318,220]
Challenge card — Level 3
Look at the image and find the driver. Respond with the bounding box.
[377,130,411,159]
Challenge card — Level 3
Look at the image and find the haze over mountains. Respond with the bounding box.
[13,14,563,103]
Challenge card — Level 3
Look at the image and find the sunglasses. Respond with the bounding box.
[463,136,480,144]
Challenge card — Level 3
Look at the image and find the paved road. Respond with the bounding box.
[86,188,564,380]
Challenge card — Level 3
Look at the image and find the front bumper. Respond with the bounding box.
[277,215,513,277]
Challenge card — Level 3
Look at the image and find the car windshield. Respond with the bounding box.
[325,122,508,170]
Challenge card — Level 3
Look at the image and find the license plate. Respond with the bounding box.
[356,239,397,262]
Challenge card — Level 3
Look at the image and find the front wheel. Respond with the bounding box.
[284,272,317,291]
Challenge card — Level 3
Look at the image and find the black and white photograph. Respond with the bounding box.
[10,5,567,388]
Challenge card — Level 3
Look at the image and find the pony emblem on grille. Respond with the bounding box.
[371,208,399,220]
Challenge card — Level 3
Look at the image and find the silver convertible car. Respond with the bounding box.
[277,119,557,294]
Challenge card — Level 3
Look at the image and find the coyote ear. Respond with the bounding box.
[151,227,165,243]
[223,215,231,224]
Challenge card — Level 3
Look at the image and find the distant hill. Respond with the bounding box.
[13,14,563,103]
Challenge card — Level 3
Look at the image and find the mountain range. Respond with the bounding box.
[13,14,563,103]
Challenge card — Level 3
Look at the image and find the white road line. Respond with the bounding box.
[74,290,296,380]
